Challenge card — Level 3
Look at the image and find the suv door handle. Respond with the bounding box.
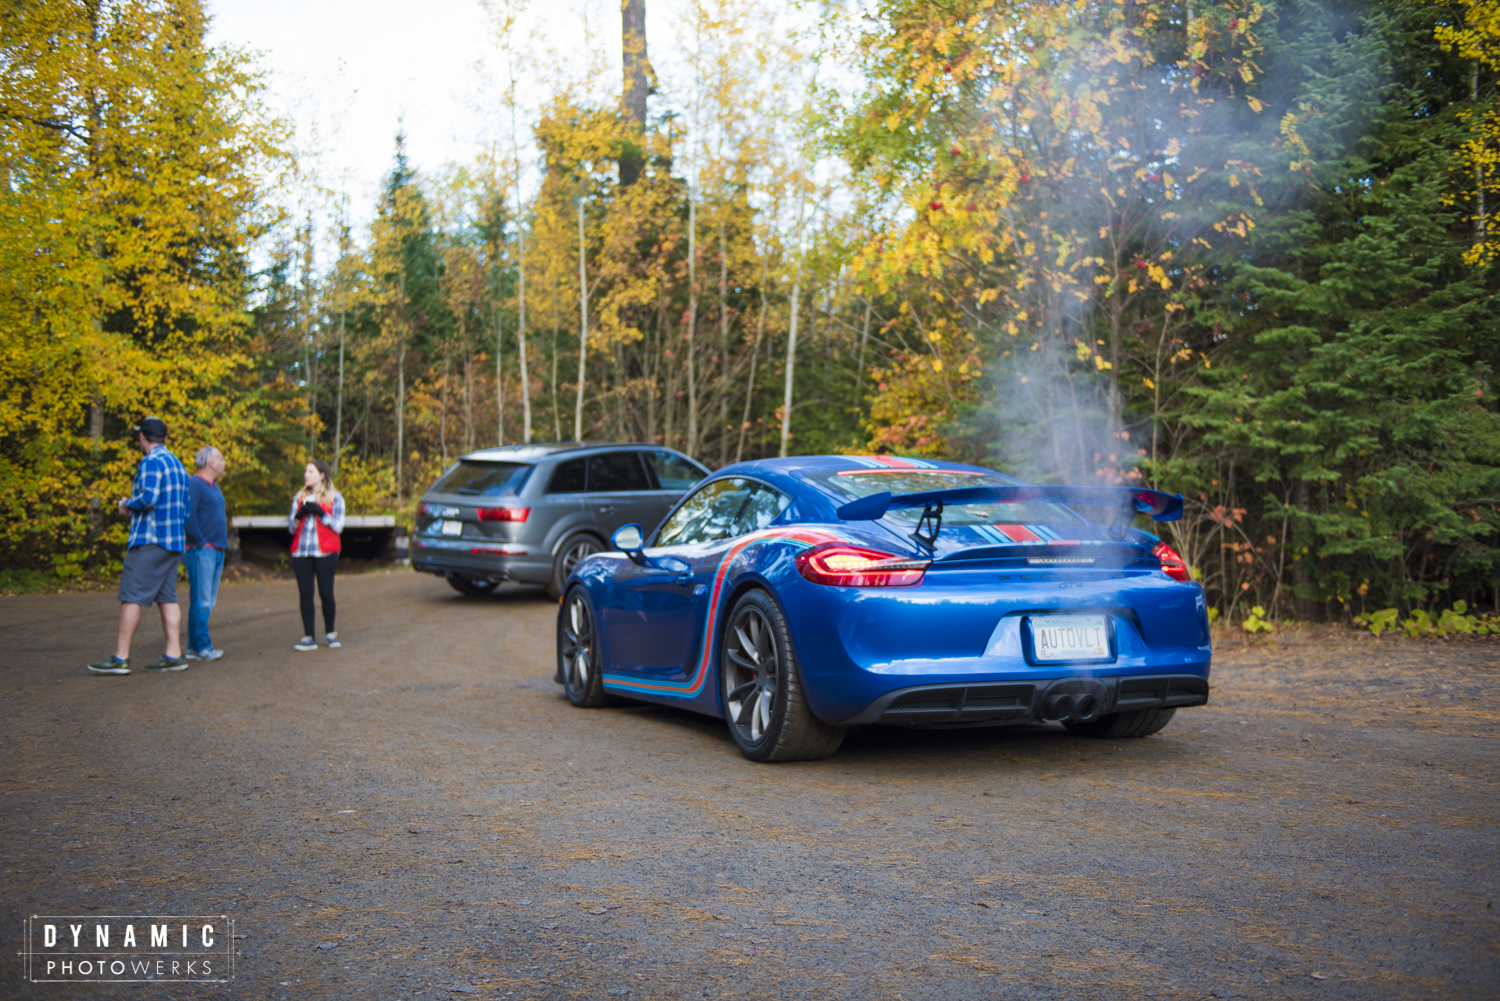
[675,572,692,588]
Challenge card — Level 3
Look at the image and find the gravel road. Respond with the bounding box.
[2,570,1497,1000]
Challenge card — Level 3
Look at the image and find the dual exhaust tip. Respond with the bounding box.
[1042,691,1101,723]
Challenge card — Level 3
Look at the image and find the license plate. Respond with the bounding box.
[441,519,463,537]
[1029,614,1111,661]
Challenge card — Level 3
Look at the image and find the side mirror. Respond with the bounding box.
[612,523,646,563]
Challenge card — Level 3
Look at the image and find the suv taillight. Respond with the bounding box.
[476,506,529,523]
[1153,541,1191,582]
[795,543,931,587]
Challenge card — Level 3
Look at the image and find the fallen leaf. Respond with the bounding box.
[409,828,434,834]
[970,900,995,909]
[588,905,622,915]
[1311,971,1329,980]
[443,985,478,994]
[316,941,338,951]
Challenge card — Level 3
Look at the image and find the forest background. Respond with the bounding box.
[5,0,1500,625]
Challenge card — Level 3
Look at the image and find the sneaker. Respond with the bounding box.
[183,649,201,660]
[141,655,189,672]
[198,648,224,661]
[87,656,130,675]
[325,632,340,649]
[294,636,317,651]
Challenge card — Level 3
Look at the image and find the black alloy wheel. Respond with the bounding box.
[558,588,609,707]
[447,574,498,597]
[548,534,603,598]
[720,590,845,762]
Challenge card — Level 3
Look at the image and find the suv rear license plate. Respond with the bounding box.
[1029,614,1110,662]
[440,519,463,536]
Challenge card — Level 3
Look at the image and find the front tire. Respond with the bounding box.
[447,574,498,597]
[547,534,603,599]
[558,588,610,707]
[720,590,845,762]
[1064,707,1177,738]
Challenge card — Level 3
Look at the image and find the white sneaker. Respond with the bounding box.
[199,648,224,661]
[183,650,201,660]
[293,636,317,651]
[325,632,341,649]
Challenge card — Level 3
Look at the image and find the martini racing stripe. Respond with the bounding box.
[600,527,850,698]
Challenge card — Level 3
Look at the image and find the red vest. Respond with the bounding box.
[290,499,341,555]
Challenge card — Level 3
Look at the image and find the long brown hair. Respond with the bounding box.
[298,458,337,506]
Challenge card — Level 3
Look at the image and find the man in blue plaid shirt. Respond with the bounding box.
[88,417,193,675]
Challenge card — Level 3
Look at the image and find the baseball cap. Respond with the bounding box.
[131,416,168,440]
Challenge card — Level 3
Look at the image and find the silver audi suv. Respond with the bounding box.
[412,442,709,597]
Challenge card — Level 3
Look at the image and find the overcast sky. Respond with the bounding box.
[205,0,687,231]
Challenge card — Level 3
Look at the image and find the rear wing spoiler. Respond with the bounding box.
[835,485,1185,524]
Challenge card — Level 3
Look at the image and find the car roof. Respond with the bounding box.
[457,442,684,464]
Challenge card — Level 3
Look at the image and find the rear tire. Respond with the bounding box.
[720,590,845,762]
[558,587,610,707]
[1064,707,1177,738]
[447,575,498,597]
[547,534,603,599]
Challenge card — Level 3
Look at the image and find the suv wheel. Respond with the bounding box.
[548,534,602,598]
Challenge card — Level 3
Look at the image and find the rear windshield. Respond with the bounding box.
[804,469,1086,526]
[429,461,533,497]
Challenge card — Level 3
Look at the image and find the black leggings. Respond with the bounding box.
[292,554,338,635]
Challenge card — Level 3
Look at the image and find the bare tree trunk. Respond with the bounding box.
[333,311,346,478]
[440,355,449,467]
[619,0,648,185]
[718,222,730,466]
[736,258,769,464]
[855,299,871,399]
[396,342,405,501]
[465,349,474,452]
[685,186,698,456]
[510,92,533,442]
[574,187,589,442]
[1475,60,1487,247]
[780,276,801,458]
[504,306,510,447]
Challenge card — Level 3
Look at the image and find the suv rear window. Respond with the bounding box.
[430,461,532,496]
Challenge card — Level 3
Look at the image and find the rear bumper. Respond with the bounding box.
[409,538,551,583]
[836,673,1209,727]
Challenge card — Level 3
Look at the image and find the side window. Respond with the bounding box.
[587,452,651,491]
[547,458,587,493]
[646,449,707,490]
[655,478,789,547]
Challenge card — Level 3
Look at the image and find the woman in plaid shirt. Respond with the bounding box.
[287,459,345,651]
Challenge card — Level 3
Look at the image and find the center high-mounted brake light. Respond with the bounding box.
[1153,541,1191,582]
[795,542,931,587]
[476,506,529,523]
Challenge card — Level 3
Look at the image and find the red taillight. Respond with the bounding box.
[1153,541,1191,582]
[795,543,931,587]
[476,506,529,523]
[470,547,526,556]
[418,502,431,517]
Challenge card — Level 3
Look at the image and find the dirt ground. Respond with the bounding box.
[1,570,1496,1000]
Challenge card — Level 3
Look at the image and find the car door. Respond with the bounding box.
[585,451,660,538]
[601,477,788,681]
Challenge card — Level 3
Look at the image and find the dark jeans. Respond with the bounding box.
[291,554,337,636]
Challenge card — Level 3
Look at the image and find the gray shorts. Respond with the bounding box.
[119,544,181,606]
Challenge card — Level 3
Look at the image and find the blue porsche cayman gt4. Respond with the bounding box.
[554,455,1210,762]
